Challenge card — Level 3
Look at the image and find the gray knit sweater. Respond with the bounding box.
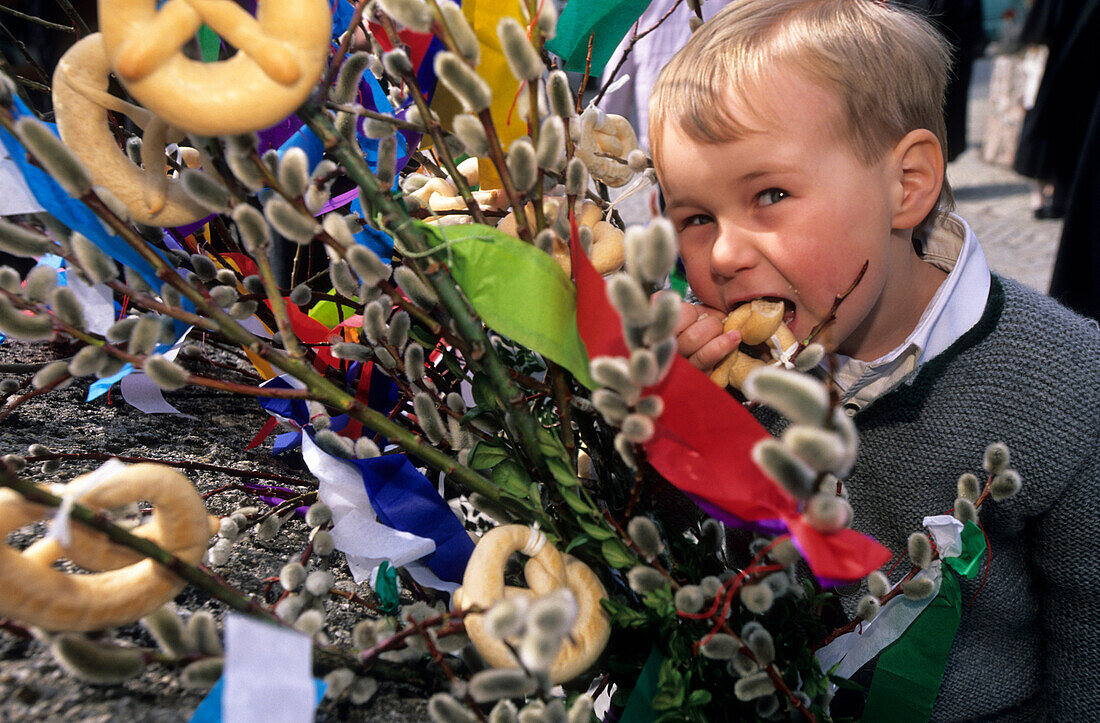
[760,276,1100,721]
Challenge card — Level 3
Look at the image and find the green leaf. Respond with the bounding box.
[527,481,542,507]
[468,441,510,470]
[559,487,594,515]
[577,517,616,541]
[599,598,648,628]
[492,460,532,499]
[651,690,684,712]
[564,533,592,554]
[601,538,634,568]
[828,674,866,693]
[471,374,497,411]
[686,689,711,707]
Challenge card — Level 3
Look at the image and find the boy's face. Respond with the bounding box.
[657,71,924,361]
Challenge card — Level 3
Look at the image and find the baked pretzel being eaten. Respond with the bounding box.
[709,298,799,392]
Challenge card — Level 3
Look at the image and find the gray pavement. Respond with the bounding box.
[948,56,1062,293]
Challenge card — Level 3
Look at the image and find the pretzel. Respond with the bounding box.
[572,111,638,188]
[98,0,332,136]
[710,299,799,391]
[0,463,216,632]
[51,34,210,226]
[408,176,510,227]
[453,525,610,683]
[497,197,624,276]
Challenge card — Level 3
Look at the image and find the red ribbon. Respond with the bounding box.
[570,241,890,582]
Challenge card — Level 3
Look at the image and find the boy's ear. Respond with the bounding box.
[889,129,944,230]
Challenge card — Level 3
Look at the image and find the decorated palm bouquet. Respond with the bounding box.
[0,1,1020,721]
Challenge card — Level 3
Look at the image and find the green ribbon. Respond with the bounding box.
[620,647,664,723]
[374,561,400,615]
[434,224,596,388]
[862,522,987,721]
[197,25,220,63]
[546,0,654,75]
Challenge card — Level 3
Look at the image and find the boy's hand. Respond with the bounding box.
[675,302,742,375]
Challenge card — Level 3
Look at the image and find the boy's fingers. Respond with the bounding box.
[676,313,724,358]
[689,329,741,373]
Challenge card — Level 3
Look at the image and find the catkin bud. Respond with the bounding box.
[289,283,312,307]
[590,388,627,425]
[0,266,20,294]
[0,218,50,257]
[565,158,588,196]
[49,286,84,330]
[32,360,70,390]
[483,597,526,640]
[404,343,425,382]
[232,204,272,254]
[674,585,704,614]
[783,425,846,473]
[375,135,397,187]
[901,576,935,600]
[348,676,379,705]
[643,292,681,346]
[22,264,54,302]
[72,233,118,283]
[434,2,479,64]
[991,469,1022,501]
[536,116,565,171]
[733,671,775,702]
[752,439,816,499]
[590,357,637,400]
[189,253,217,282]
[740,583,774,614]
[141,604,190,659]
[311,528,335,556]
[627,516,665,558]
[908,532,933,569]
[626,149,648,173]
[333,52,371,105]
[15,118,92,197]
[51,634,145,684]
[393,265,437,307]
[435,52,492,112]
[379,0,434,31]
[607,274,653,326]
[469,668,537,703]
[143,354,187,390]
[95,354,126,379]
[507,138,537,193]
[330,259,360,299]
[294,608,326,635]
[742,367,829,426]
[498,17,543,82]
[547,71,574,118]
[745,626,774,665]
[69,345,105,377]
[954,497,978,525]
[305,570,334,597]
[275,594,305,623]
[983,442,1010,474]
[128,315,162,355]
[265,196,319,245]
[626,565,667,594]
[640,219,678,283]
[414,392,446,444]
[323,668,356,700]
[857,594,881,621]
[107,317,138,342]
[452,114,489,157]
[180,169,230,212]
[867,570,890,598]
[315,429,354,458]
[278,147,311,198]
[187,611,223,656]
[620,413,655,443]
[306,502,332,528]
[353,436,381,459]
[803,493,852,533]
[957,472,981,502]
[700,633,739,660]
[347,245,390,288]
[387,310,410,349]
[429,692,478,723]
[794,343,825,372]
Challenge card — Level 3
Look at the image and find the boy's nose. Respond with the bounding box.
[710,226,760,278]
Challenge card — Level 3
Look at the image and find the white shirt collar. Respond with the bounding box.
[829,213,992,408]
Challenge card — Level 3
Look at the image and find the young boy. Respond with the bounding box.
[649,1,1100,719]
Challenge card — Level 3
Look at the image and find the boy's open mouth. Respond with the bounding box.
[756,296,796,326]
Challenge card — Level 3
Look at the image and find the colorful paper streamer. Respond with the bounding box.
[435,223,597,388]
[547,0,654,75]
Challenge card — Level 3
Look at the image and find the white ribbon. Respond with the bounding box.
[815,514,966,681]
[47,457,128,549]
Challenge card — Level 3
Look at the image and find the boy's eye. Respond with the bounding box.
[681,214,713,228]
[757,188,789,207]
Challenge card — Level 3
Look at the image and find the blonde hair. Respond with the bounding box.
[650,0,954,225]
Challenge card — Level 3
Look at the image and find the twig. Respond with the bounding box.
[0,5,75,31]
[797,260,869,352]
[22,452,316,489]
[592,0,684,106]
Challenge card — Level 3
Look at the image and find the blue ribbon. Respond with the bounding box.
[353,453,474,583]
